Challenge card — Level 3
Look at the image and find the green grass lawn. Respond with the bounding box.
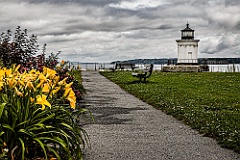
[100,71,240,153]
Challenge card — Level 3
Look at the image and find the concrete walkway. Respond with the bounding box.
[81,71,240,160]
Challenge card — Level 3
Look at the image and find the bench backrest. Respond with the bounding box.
[115,63,135,70]
[143,64,153,78]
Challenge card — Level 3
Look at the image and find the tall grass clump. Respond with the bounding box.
[101,71,240,153]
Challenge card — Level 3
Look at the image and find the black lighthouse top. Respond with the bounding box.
[181,23,194,40]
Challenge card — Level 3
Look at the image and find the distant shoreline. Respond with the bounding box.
[70,57,240,65]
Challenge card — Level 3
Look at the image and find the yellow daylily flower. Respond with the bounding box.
[68,99,76,109]
[0,81,4,90]
[30,97,35,103]
[7,78,16,88]
[65,82,73,89]
[42,67,47,76]
[60,60,65,66]
[43,67,57,78]
[25,81,35,91]
[14,64,21,72]
[38,73,47,81]
[36,80,45,89]
[24,74,37,82]
[58,77,68,86]
[17,78,26,87]
[47,80,54,87]
[77,65,81,70]
[66,90,76,109]
[36,94,51,110]
[42,83,50,93]
[5,68,12,77]
[0,69,5,77]
[63,87,72,97]
[53,76,60,84]
[29,69,37,74]
[15,87,23,97]
[50,86,61,96]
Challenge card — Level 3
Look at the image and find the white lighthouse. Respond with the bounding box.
[176,23,199,64]
[162,23,205,72]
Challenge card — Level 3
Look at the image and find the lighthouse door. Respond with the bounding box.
[188,52,192,63]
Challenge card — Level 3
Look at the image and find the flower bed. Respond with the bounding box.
[0,65,88,160]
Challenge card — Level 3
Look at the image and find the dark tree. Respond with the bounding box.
[0,26,39,67]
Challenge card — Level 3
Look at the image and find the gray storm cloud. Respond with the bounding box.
[0,0,239,62]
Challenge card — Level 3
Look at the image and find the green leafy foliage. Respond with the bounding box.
[0,66,90,159]
[101,71,240,153]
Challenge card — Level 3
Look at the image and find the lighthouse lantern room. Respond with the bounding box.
[176,23,200,64]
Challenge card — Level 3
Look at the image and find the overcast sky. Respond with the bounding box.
[0,0,240,62]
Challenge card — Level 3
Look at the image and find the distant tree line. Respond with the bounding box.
[112,58,240,65]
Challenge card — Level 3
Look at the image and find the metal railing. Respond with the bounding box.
[177,59,198,64]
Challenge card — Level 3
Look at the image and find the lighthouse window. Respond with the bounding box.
[182,32,192,37]
[188,52,192,54]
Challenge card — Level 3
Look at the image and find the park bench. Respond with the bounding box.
[111,62,136,72]
[132,64,154,82]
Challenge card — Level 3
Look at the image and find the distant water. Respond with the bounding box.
[69,62,240,72]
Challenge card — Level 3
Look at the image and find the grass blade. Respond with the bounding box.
[18,138,25,160]
[33,138,48,159]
